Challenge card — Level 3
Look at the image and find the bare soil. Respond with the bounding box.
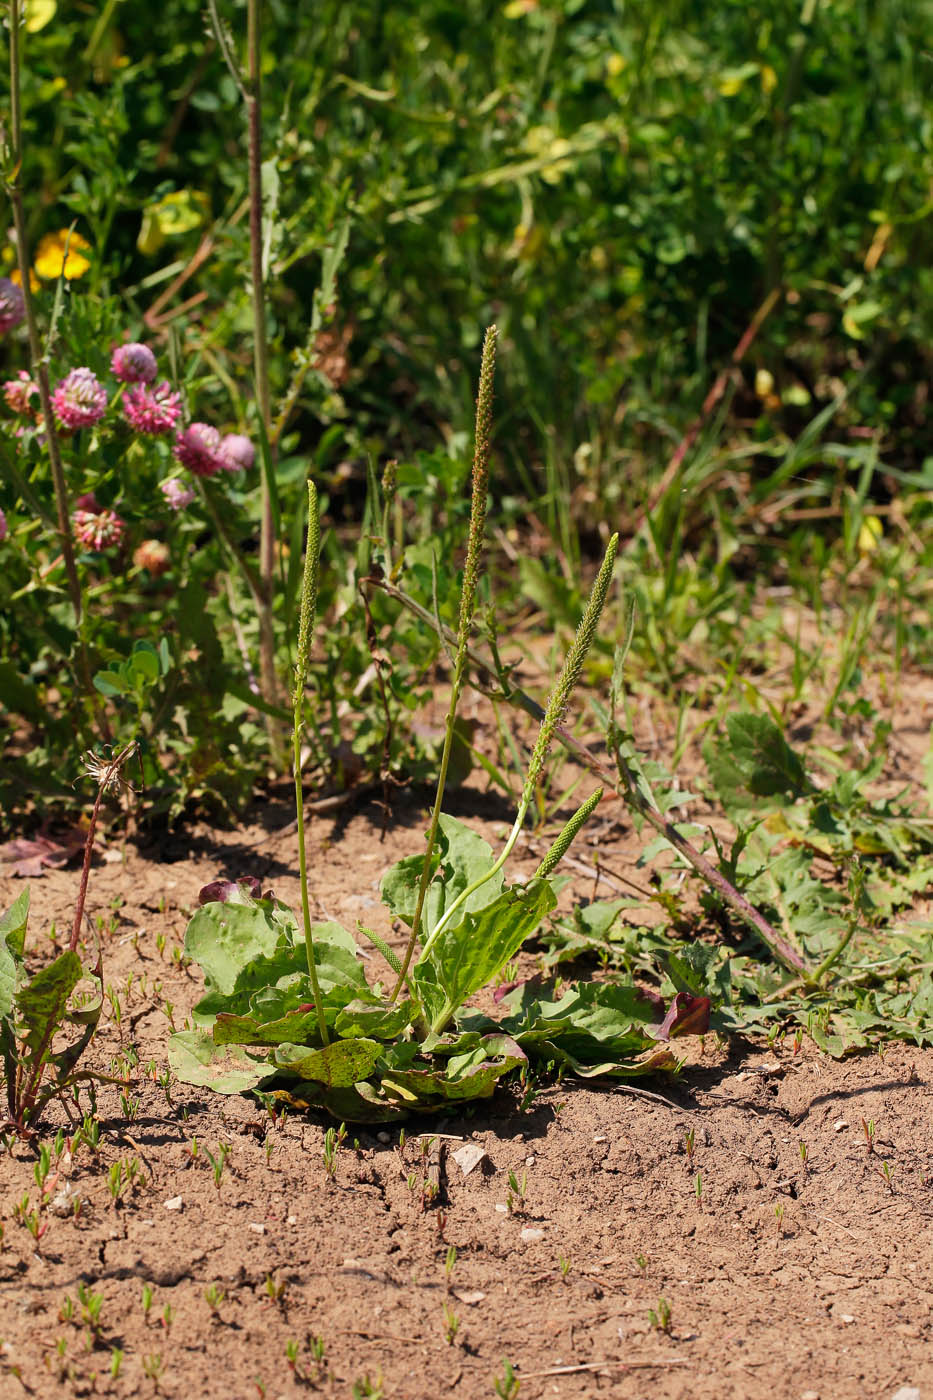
[1,691,932,1400]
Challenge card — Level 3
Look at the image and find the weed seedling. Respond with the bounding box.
[204,1283,225,1316]
[141,1352,163,1388]
[683,1127,695,1162]
[205,1142,231,1190]
[506,1170,527,1215]
[322,1123,347,1181]
[110,1348,123,1380]
[160,1303,174,1334]
[141,1284,153,1324]
[442,1302,460,1345]
[649,1296,673,1334]
[77,1282,104,1340]
[264,1272,287,1306]
[694,1170,703,1206]
[558,1255,571,1280]
[494,1358,521,1399]
[635,1253,648,1275]
[774,1202,786,1232]
[861,1118,876,1156]
[879,1160,895,1191]
[444,1245,457,1289]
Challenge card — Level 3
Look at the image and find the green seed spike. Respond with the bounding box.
[534,789,603,879]
[521,533,619,803]
[389,326,498,1006]
[292,480,330,1054]
[419,533,619,962]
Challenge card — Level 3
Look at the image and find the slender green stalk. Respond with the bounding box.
[389,326,497,1002]
[419,533,618,962]
[246,0,279,722]
[293,481,329,1047]
[6,0,82,627]
[361,572,808,977]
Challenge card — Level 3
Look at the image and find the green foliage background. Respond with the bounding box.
[7,0,931,480]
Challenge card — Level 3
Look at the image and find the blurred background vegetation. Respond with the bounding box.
[1,0,930,823]
[8,0,931,508]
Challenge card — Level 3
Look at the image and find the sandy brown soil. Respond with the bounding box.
[1,664,932,1400]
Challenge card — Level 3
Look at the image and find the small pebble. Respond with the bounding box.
[376,1131,391,1144]
[163,1196,183,1211]
[525,1154,536,1166]
[248,1222,265,1235]
[520,1227,545,1243]
[840,1314,855,1324]
[834,1120,848,1132]
[891,1389,920,1400]
[286,1215,297,1225]
[801,1391,820,1400]
[593,1134,608,1143]
[494,1203,509,1214]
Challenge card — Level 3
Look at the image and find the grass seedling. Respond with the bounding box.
[442,1302,460,1345]
[774,1202,786,1232]
[323,1122,346,1181]
[205,1142,230,1190]
[494,1358,521,1399]
[862,1117,876,1155]
[649,1296,673,1334]
[110,1348,123,1380]
[141,1284,153,1325]
[160,1303,174,1334]
[77,1283,103,1340]
[264,1272,287,1306]
[684,1126,695,1162]
[558,1255,571,1280]
[444,1245,457,1289]
[694,1170,703,1206]
[635,1252,648,1275]
[204,1283,225,1315]
[506,1170,527,1215]
[141,1352,163,1388]
[879,1160,895,1191]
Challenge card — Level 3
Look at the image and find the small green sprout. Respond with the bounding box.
[648,1296,673,1334]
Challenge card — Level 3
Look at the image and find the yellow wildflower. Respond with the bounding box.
[34,229,92,281]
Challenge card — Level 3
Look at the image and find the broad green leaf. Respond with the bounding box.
[377,1033,525,1103]
[213,1008,323,1047]
[168,1030,269,1094]
[274,1080,406,1124]
[306,921,372,995]
[415,877,556,1031]
[17,951,83,1056]
[274,1037,381,1086]
[185,900,289,997]
[380,816,503,932]
[335,999,419,1040]
[0,889,29,1018]
[704,713,811,809]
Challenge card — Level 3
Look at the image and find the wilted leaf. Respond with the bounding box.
[168,1029,270,1094]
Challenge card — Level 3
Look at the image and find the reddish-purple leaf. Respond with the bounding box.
[0,828,86,878]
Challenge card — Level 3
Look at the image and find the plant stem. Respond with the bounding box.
[293,482,329,1048]
[245,0,281,740]
[362,572,809,978]
[389,326,497,1003]
[6,0,82,628]
[418,533,617,963]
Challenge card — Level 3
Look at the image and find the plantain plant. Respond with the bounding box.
[169,332,708,1121]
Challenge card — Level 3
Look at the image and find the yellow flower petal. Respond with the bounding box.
[34,229,92,280]
[24,0,56,32]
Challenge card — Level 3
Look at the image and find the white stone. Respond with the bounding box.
[248,1222,265,1235]
[520,1227,545,1243]
[163,1195,183,1211]
[452,1144,488,1178]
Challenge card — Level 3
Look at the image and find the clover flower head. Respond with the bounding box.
[0,279,26,334]
[52,367,108,430]
[133,538,171,576]
[0,507,7,542]
[124,381,182,435]
[73,492,100,513]
[4,370,38,416]
[219,433,255,473]
[160,477,195,511]
[173,421,223,477]
[111,342,158,384]
[72,506,124,552]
